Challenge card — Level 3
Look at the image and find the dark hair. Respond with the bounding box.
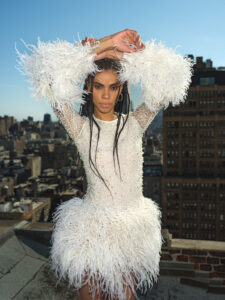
[79,58,131,199]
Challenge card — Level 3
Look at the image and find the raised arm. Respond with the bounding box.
[16,30,143,141]
[132,102,158,133]
[119,38,194,135]
[16,38,98,141]
[52,102,86,140]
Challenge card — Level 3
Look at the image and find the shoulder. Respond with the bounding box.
[124,111,143,134]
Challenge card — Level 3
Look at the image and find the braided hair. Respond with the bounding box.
[79,58,131,199]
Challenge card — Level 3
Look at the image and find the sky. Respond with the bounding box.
[0,0,225,121]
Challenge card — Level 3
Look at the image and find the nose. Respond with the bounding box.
[102,88,110,99]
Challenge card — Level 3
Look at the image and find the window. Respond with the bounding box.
[200,77,215,86]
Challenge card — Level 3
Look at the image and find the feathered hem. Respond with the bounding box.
[49,196,164,300]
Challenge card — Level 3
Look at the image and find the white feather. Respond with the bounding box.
[15,38,98,112]
[119,39,194,112]
[49,196,164,300]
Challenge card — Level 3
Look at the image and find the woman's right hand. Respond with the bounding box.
[93,48,123,61]
[110,29,145,53]
[86,29,145,61]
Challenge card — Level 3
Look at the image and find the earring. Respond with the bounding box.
[118,94,123,102]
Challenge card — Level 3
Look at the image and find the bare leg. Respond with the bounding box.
[77,273,105,300]
[106,271,137,300]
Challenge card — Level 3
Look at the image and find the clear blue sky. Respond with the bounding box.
[1,0,225,121]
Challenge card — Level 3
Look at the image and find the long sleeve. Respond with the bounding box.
[16,38,98,140]
[52,102,87,140]
[119,39,194,114]
[132,102,158,134]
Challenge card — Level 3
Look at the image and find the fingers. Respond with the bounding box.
[94,49,123,61]
[122,31,144,52]
[82,37,98,46]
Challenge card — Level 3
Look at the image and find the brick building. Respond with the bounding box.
[162,55,225,241]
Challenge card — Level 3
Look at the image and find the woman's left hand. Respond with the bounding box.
[82,29,145,62]
[94,48,123,61]
[111,29,145,53]
[81,37,98,46]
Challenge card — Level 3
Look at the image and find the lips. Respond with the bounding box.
[100,103,111,107]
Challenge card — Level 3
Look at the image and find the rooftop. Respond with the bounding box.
[0,220,224,300]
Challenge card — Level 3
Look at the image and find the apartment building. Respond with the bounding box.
[162,55,225,241]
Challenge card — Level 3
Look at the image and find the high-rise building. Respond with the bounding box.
[43,113,51,124]
[162,55,225,241]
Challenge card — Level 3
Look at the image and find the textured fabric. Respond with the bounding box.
[16,37,193,300]
[52,103,87,140]
[15,38,98,110]
[49,110,164,300]
[16,38,194,116]
[119,39,194,113]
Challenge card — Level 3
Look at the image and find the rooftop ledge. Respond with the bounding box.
[0,221,224,299]
[170,237,225,251]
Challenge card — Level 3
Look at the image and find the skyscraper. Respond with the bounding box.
[162,55,225,241]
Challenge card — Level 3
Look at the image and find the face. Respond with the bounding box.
[87,69,123,115]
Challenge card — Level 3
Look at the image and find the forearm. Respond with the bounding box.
[90,35,114,55]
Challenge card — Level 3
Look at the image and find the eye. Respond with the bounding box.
[94,84,101,89]
[111,85,119,91]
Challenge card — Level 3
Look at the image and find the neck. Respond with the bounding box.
[93,110,118,121]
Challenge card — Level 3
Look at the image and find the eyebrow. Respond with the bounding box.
[93,81,121,86]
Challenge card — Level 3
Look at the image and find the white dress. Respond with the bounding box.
[16,37,193,300]
[49,102,163,300]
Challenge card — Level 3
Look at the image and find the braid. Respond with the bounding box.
[79,58,131,200]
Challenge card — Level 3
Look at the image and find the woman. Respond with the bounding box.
[17,29,193,300]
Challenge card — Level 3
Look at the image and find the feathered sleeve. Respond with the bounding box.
[119,39,194,134]
[16,38,98,140]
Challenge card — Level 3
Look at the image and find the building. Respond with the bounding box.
[162,55,225,241]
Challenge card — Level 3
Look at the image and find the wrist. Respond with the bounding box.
[91,36,114,55]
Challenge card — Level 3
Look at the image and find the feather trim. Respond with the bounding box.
[15,38,98,112]
[49,196,164,300]
[119,39,194,113]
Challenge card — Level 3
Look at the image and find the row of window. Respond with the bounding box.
[170,99,225,108]
[170,151,218,158]
[200,223,216,229]
[182,131,196,137]
[166,193,225,202]
[182,223,197,229]
[167,204,225,213]
[201,213,216,219]
[167,130,225,138]
[181,121,197,127]
[165,111,225,117]
[167,140,179,146]
[199,161,214,168]
[182,160,196,167]
[167,160,179,166]
[167,212,179,220]
[199,151,214,157]
[182,141,196,147]
[167,182,219,189]
[167,121,225,128]
[199,100,225,106]
[183,212,197,219]
[168,161,225,171]
[167,150,179,157]
[182,203,197,209]
[168,150,225,157]
[200,192,216,200]
[182,150,196,157]
[200,140,214,146]
[200,131,214,137]
[200,203,216,210]
[188,90,225,98]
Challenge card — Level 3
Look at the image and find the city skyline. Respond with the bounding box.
[1,0,225,121]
